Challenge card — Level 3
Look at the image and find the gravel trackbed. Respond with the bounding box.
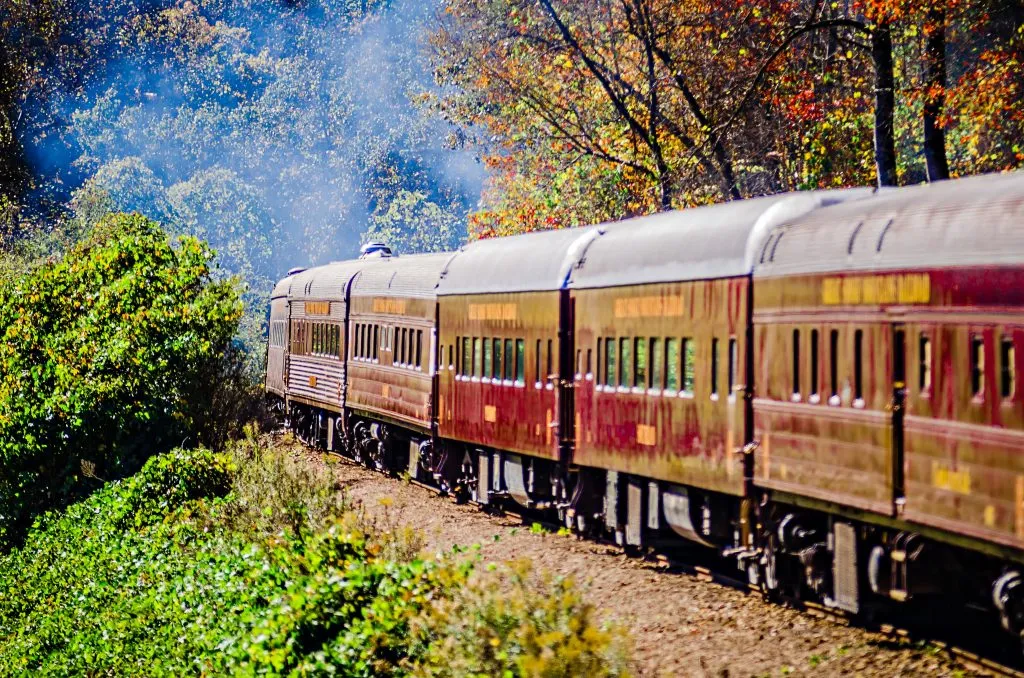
[313,449,986,677]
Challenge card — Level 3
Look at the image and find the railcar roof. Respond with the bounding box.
[755,171,1024,278]
[568,189,874,290]
[289,260,370,300]
[437,227,599,295]
[271,275,293,299]
[350,252,455,299]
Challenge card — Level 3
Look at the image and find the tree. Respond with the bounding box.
[0,212,242,548]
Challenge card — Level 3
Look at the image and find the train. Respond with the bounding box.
[265,171,1024,643]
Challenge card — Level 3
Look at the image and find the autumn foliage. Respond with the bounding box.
[434,0,1024,238]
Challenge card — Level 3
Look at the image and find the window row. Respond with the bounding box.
[786,328,1019,405]
[291,321,341,359]
[353,322,425,370]
[967,333,1016,400]
[595,336,737,398]
[452,337,526,385]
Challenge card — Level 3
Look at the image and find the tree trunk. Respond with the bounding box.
[871,22,898,187]
[922,7,950,181]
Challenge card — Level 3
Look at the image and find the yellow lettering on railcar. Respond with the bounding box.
[636,424,657,447]
[373,298,407,315]
[306,301,331,315]
[614,296,684,319]
[468,303,517,321]
[484,405,497,423]
[822,273,931,306]
[308,375,318,387]
[382,384,390,399]
[932,461,971,495]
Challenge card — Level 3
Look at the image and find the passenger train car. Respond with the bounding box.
[267,172,1024,643]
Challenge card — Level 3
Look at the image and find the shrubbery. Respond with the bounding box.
[0,212,242,548]
[0,438,632,677]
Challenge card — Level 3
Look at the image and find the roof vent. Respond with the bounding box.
[287,267,306,276]
[360,242,393,259]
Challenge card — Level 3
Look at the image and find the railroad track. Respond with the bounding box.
[321,449,1024,677]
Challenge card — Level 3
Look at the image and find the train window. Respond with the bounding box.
[830,330,839,401]
[493,339,503,380]
[336,325,342,358]
[586,348,593,379]
[462,336,471,376]
[373,326,379,361]
[473,337,482,377]
[711,337,720,397]
[575,349,582,379]
[634,338,647,389]
[854,329,864,404]
[619,338,632,389]
[448,344,453,370]
[515,339,525,384]
[682,338,695,395]
[596,339,603,384]
[605,337,616,388]
[408,330,415,368]
[809,331,819,399]
[547,339,553,382]
[501,339,511,381]
[535,339,542,386]
[972,335,985,397]
[919,334,932,394]
[416,330,423,369]
[455,338,461,375]
[792,330,801,398]
[650,338,663,390]
[483,338,492,379]
[1001,335,1016,399]
[729,337,738,396]
[666,338,680,391]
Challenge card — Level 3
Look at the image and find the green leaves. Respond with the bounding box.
[0,212,242,549]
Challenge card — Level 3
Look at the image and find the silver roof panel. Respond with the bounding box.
[350,252,455,299]
[570,189,875,289]
[290,260,369,300]
[756,171,1024,278]
[438,227,599,295]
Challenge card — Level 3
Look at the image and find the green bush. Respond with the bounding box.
[409,560,632,678]
[0,212,242,548]
[0,444,632,677]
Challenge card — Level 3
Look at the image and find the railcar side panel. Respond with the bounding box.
[287,300,345,412]
[572,278,748,496]
[437,291,561,460]
[266,296,289,397]
[897,268,1024,550]
[753,307,895,514]
[346,296,436,433]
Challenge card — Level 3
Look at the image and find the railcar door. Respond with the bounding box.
[891,324,907,512]
[557,292,575,465]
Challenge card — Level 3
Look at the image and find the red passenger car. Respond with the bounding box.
[345,253,452,473]
[567,191,870,545]
[435,227,598,506]
[753,172,1024,618]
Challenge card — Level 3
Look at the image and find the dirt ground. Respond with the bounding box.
[314,451,983,677]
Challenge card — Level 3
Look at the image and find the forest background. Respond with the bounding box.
[2,0,1024,352]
